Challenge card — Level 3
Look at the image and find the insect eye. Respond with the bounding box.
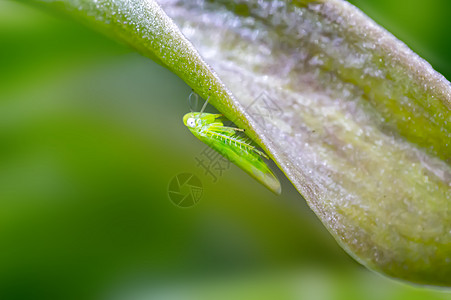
[187,118,196,128]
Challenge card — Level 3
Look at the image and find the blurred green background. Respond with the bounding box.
[1,0,451,299]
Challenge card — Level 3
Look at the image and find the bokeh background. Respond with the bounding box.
[1,0,451,299]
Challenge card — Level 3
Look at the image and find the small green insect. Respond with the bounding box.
[183,92,281,195]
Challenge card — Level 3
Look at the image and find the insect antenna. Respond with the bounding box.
[199,88,212,118]
[188,90,199,112]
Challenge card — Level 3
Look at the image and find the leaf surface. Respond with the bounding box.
[21,0,451,286]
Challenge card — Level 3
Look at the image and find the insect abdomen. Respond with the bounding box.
[197,133,281,194]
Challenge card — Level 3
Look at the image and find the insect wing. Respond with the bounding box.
[197,126,281,195]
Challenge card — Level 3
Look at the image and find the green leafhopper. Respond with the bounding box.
[183,93,281,195]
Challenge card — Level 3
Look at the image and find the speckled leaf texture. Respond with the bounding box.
[22,0,451,286]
